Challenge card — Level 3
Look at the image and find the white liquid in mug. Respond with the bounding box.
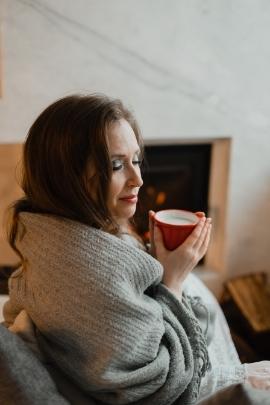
[163,215,195,225]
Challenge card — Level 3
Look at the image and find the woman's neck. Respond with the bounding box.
[117,220,142,241]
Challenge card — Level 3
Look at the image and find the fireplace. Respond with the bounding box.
[134,137,231,293]
[135,143,211,240]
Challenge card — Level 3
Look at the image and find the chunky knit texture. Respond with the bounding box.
[4,213,210,405]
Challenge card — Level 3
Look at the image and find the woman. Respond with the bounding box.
[3,94,270,404]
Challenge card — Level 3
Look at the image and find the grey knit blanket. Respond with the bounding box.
[4,213,210,405]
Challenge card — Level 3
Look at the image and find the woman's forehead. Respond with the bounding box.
[107,119,139,155]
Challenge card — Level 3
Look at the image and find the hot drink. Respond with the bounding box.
[154,209,199,250]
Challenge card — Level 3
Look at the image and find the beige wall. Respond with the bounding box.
[0,144,22,264]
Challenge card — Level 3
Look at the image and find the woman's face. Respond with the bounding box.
[107,119,143,226]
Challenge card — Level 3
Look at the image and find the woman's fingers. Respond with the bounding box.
[178,217,212,265]
[198,222,212,257]
[181,216,206,248]
[193,217,212,252]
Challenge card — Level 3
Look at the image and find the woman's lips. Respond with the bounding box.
[119,195,138,204]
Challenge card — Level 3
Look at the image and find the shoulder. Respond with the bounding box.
[17,212,163,293]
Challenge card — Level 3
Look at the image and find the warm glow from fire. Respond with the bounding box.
[156,191,166,205]
[146,186,155,196]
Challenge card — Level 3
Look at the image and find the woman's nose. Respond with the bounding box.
[127,167,143,188]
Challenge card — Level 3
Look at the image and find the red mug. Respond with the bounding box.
[154,209,200,250]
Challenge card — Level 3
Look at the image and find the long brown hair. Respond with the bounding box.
[7,94,144,265]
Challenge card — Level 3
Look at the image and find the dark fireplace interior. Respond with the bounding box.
[135,143,212,241]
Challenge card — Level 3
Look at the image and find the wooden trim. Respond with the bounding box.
[0,144,23,264]
[205,138,231,274]
[0,11,3,98]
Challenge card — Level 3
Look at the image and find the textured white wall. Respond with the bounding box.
[0,0,270,278]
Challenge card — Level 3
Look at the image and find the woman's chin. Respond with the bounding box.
[114,208,136,224]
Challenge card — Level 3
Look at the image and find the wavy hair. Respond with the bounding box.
[7,94,143,266]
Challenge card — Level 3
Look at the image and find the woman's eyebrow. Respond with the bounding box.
[110,150,141,158]
[110,154,126,158]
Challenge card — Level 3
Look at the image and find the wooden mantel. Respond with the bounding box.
[0,144,23,264]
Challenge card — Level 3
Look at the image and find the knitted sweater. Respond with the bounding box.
[4,213,210,405]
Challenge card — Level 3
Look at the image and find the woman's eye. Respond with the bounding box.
[112,160,123,171]
[112,157,142,171]
[132,152,142,166]
[132,160,142,166]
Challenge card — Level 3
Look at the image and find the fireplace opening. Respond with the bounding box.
[134,143,212,245]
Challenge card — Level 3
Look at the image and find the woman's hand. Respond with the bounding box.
[244,361,270,390]
[149,210,212,297]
